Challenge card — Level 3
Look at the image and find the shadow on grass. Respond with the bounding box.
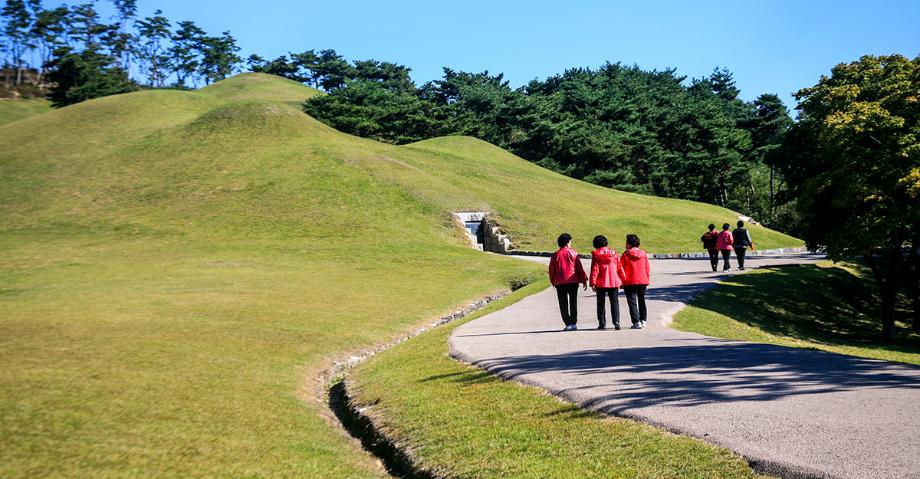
[420,370,499,386]
[691,263,920,354]
[470,342,920,410]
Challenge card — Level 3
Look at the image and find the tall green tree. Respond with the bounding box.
[247,53,309,83]
[747,93,793,222]
[197,30,240,84]
[46,46,135,106]
[107,0,137,71]
[136,10,170,87]
[169,20,203,87]
[2,0,32,84]
[311,49,352,91]
[778,54,920,340]
[69,2,112,51]
[30,5,70,80]
[289,49,319,87]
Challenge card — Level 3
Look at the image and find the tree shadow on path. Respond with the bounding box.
[474,341,920,412]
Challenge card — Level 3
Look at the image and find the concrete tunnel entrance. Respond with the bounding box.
[451,212,513,254]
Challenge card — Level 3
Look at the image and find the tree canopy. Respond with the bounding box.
[1,0,242,104]
[301,56,793,226]
[777,54,920,339]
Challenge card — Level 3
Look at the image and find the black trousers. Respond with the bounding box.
[734,247,747,269]
[555,283,579,326]
[596,287,620,327]
[721,249,732,271]
[708,249,719,271]
[623,285,648,324]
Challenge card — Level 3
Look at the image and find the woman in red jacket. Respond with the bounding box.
[715,222,734,272]
[590,235,625,330]
[621,234,651,329]
[548,233,588,331]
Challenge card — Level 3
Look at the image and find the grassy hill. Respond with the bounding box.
[0,73,800,477]
[0,98,52,126]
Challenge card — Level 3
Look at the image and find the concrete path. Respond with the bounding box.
[450,254,920,479]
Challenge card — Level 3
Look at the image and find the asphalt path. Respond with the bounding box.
[450,254,920,479]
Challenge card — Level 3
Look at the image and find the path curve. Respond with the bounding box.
[450,254,920,479]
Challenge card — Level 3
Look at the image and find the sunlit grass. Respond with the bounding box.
[349,281,770,478]
[673,261,920,364]
[0,98,51,126]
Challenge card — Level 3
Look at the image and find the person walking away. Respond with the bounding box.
[716,223,734,271]
[621,234,651,329]
[732,220,754,270]
[590,235,625,330]
[549,233,588,331]
[700,224,720,272]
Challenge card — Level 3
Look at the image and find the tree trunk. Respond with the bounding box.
[881,279,898,341]
[866,252,903,342]
[769,164,775,222]
[910,240,919,332]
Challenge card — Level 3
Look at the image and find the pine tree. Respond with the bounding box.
[2,0,32,85]
[169,20,204,87]
[136,10,171,87]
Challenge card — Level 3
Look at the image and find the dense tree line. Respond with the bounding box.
[0,0,242,105]
[285,51,793,226]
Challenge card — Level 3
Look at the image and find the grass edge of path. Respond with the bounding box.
[671,261,920,365]
[347,279,770,479]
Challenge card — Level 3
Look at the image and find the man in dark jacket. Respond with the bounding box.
[732,220,754,270]
[700,224,720,272]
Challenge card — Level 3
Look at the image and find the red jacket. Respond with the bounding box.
[621,247,651,286]
[701,231,719,251]
[590,247,625,289]
[716,230,734,250]
[548,246,588,286]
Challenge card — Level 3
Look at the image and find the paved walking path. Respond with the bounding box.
[450,254,920,479]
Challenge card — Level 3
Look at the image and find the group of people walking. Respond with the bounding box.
[701,220,754,272]
[547,221,753,332]
[548,233,649,331]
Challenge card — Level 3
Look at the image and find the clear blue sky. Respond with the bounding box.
[52,0,920,109]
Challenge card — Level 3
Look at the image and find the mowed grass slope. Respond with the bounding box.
[1,73,800,477]
[0,74,542,477]
[371,137,801,253]
[0,98,52,126]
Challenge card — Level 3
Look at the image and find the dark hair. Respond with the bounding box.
[708,223,716,231]
[737,220,745,228]
[626,234,640,248]
[722,223,731,230]
[557,233,572,248]
[593,235,608,249]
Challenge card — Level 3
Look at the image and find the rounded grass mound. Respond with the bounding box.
[0,73,801,477]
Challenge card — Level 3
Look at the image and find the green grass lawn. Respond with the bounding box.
[0,73,801,476]
[348,281,769,479]
[0,98,52,126]
[673,262,920,365]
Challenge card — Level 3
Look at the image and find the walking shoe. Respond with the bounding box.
[630,323,642,329]
[723,268,732,272]
[711,267,717,272]
[614,324,621,330]
[640,321,647,328]
[563,325,572,331]
[571,325,578,331]
[739,267,745,271]
[597,324,606,330]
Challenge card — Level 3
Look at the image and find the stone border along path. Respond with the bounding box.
[450,254,920,479]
